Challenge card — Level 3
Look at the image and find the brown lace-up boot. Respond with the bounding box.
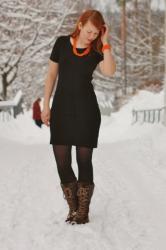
[71,182,95,224]
[60,180,78,222]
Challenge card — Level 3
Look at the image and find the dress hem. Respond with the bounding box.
[49,141,98,148]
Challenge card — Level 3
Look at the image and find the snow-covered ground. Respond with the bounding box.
[0,90,166,250]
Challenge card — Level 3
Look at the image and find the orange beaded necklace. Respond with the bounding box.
[72,36,91,57]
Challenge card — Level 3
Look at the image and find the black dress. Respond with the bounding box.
[49,35,103,148]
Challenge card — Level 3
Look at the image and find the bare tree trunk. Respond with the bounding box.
[133,0,138,92]
[120,0,127,95]
[2,74,7,101]
[163,0,166,125]
[147,0,153,74]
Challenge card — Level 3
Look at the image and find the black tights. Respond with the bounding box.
[52,145,94,184]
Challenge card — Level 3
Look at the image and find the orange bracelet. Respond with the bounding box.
[102,44,111,53]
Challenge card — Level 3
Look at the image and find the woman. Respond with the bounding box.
[41,9,116,225]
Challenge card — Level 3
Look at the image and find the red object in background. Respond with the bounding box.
[32,99,41,120]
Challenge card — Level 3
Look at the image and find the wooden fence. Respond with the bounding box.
[132,106,166,124]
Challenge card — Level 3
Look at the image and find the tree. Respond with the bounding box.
[163,0,166,125]
[0,0,80,101]
[116,0,131,95]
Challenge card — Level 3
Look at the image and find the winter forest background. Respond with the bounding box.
[0,0,165,109]
[1,1,166,250]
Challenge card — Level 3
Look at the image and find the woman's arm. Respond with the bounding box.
[98,50,116,77]
[41,59,59,126]
[99,24,116,77]
[43,59,59,109]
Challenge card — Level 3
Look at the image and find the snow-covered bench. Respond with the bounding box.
[0,90,23,121]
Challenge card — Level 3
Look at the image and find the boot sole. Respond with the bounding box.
[70,217,89,225]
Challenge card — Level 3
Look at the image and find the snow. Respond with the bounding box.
[92,0,165,12]
[0,89,166,249]
[0,90,22,108]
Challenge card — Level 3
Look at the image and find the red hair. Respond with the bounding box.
[70,9,105,55]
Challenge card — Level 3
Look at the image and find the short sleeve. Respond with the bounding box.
[49,36,61,63]
[96,51,104,64]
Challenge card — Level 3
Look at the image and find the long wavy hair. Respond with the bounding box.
[70,9,105,55]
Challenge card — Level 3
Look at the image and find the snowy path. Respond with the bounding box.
[1,132,166,250]
[1,90,166,249]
